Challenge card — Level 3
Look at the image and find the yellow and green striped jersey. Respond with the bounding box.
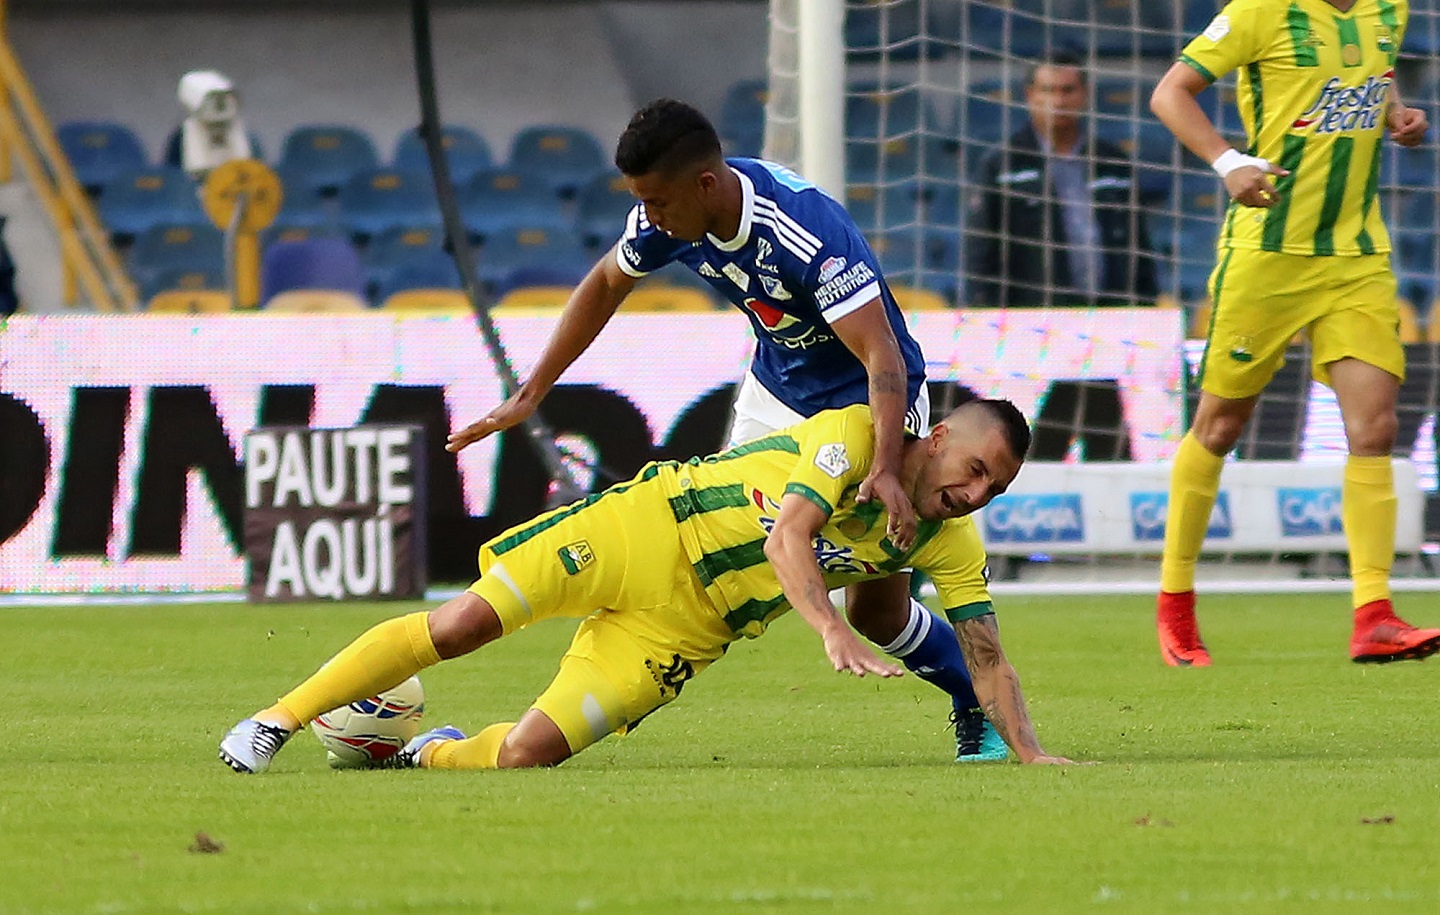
[1181,0,1406,256]
[653,404,992,639]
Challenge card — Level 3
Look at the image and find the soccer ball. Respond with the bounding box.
[310,676,425,769]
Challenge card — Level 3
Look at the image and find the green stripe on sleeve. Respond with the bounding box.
[944,600,994,623]
[693,538,769,587]
[1313,135,1354,256]
[1179,54,1216,83]
[782,482,834,517]
[1260,134,1309,251]
[1286,3,1318,67]
[668,484,750,523]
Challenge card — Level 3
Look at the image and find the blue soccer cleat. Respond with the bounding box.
[380,724,467,769]
[951,707,1007,763]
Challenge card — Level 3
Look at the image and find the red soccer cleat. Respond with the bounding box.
[1157,590,1211,667]
[1350,600,1440,664]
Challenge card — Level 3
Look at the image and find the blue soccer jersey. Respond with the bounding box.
[613,157,926,417]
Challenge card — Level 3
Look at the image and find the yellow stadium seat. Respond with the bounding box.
[890,285,952,311]
[1396,297,1423,343]
[381,289,472,313]
[147,290,232,314]
[493,285,573,310]
[265,290,369,312]
[619,286,717,312]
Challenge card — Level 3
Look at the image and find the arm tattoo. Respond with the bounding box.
[956,613,1044,758]
[870,370,906,396]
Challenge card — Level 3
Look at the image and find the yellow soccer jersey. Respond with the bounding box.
[652,404,992,639]
[1181,0,1406,256]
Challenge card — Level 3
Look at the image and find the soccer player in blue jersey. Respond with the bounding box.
[446,99,1004,762]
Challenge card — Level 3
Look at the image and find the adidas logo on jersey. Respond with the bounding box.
[698,262,723,279]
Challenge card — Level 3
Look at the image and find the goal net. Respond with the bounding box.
[763,0,1440,587]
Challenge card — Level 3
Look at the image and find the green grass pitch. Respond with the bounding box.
[4,594,1438,914]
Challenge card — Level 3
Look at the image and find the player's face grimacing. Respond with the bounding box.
[624,168,718,242]
[913,422,1021,522]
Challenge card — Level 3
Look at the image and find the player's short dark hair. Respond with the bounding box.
[614,98,724,177]
[1026,49,1087,88]
[972,398,1032,461]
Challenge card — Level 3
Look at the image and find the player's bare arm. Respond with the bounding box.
[1385,85,1428,148]
[954,612,1074,764]
[764,492,904,678]
[445,252,637,453]
[1151,62,1289,210]
[829,299,918,550]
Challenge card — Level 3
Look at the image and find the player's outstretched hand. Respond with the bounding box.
[1223,162,1289,209]
[1023,754,1084,765]
[857,468,917,551]
[445,392,537,453]
[821,623,904,678]
[1389,105,1428,148]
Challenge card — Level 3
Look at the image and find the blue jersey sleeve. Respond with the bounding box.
[799,201,884,324]
[614,203,686,277]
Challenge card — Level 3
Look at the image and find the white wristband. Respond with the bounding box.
[1211,148,1269,178]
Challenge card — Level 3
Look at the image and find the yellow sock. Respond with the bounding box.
[1160,432,1225,593]
[270,612,442,726]
[1343,455,1395,608]
[426,722,515,769]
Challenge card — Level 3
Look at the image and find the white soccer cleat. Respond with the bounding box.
[218,718,293,774]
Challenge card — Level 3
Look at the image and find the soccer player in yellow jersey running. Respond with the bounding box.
[1150,0,1440,665]
[220,400,1074,772]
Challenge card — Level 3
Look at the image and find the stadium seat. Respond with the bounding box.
[265,290,369,312]
[957,81,1025,146]
[619,286,717,312]
[846,182,922,232]
[1393,191,1439,306]
[846,0,926,61]
[56,120,149,193]
[260,236,364,302]
[381,288,472,313]
[128,223,225,298]
[98,167,204,239]
[963,3,1046,58]
[363,225,448,302]
[262,222,347,250]
[272,165,338,230]
[575,172,636,248]
[475,226,589,292]
[493,285,573,310]
[392,125,493,186]
[147,289,232,314]
[493,263,591,297]
[372,247,461,302]
[336,168,441,240]
[847,87,926,139]
[891,285,952,310]
[278,125,380,196]
[507,125,607,197]
[138,265,227,301]
[719,79,767,158]
[460,169,568,239]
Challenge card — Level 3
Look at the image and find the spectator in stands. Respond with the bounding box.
[965,50,1157,307]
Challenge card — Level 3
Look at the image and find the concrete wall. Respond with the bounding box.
[7,1,768,165]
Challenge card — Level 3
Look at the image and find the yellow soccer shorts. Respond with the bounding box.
[1199,249,1405,400]
[467,472,736,754]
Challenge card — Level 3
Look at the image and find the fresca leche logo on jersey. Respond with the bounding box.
[1129,491,1233,542]
[982,494,1085,544]
[1277,487,1344,537]
[1292,73,1393,134]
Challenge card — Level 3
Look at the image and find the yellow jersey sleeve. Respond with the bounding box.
[781,405,875,518]
[910,516,993,621]
[1180,0,1278,84]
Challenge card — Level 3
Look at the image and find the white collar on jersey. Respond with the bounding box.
[707,166,754,252]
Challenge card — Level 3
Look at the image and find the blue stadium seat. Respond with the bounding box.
[964,3,1047,58]
[492,263,591,297]
[846,0,926,61]
[508,125,607,197]
[847,87,926,139]
[372,247,461,302]
[846,182,923,233]
[1402,0,1440,54]
[847,138,919,184]
[57,121,149,193]
[140,265,226,301]
[274,164,337,229]
[475,226,589,292]
[461,169,568,239]
[1183,0,1221,37]
[260,236,364,302]
[363,226,448,303]
[1393,191,1439,306]
[958,81,1025,145]
[262,223,348,253]
[393,125,493,187]
[575,172,635,248]
[720,79,767,158]
[336,168,441,240]
[97,167,203,239]
[278,125,380,197]
[129,223,225,298]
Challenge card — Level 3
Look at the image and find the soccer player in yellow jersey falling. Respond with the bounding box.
[1150,0,1440,665]
[220,401,1074,773]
